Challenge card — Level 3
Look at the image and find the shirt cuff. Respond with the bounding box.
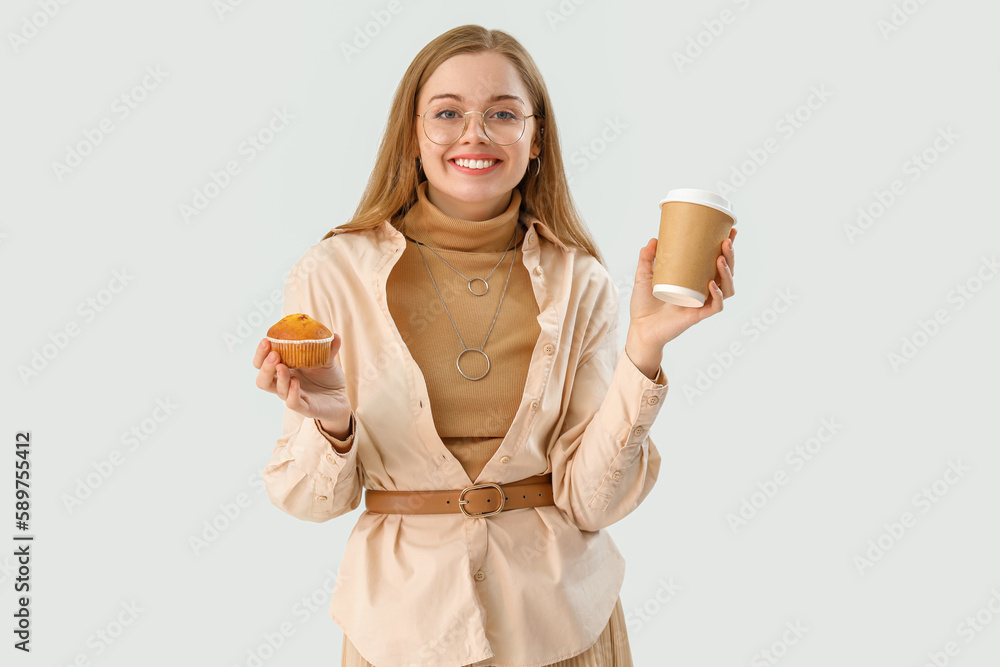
[598,350,670,445]
[314,411,356,454]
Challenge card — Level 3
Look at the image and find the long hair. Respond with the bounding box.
[322,24,607,268]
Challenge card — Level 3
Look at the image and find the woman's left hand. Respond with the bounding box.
[627,227,737,351]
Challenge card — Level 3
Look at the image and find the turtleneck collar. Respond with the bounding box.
[399,181,524,253]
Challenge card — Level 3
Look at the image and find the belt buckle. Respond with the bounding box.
[458,483,505,518]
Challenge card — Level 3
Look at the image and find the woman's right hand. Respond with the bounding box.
[252,336,353,432]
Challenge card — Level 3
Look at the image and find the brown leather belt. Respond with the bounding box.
[364,474,554,517]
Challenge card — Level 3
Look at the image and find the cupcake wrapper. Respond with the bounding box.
[266,335,334,369]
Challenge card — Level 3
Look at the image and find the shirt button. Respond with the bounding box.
[543,343,554,354]
[326,453,335,463]
[316,495,327,501]
[500,455,511,465]
[475,570,486,581]
[633,426,645,437]
[612,471,622,480]
[647,396,659,405]
[322,475,332,482]
[530,400,539,410]
[534,266,543,275]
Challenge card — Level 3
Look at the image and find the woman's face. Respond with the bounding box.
[414,51,541,221]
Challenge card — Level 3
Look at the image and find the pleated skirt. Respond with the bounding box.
[340,594,632,667]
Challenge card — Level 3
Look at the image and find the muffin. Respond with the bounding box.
[266,313,334,369]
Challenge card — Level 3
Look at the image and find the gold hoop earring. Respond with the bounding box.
[531,157,541,177]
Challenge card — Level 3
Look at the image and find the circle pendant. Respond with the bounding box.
[457,348,489,381]
[468,278,488,296]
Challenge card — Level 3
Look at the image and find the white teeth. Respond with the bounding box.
[454,158,497,169]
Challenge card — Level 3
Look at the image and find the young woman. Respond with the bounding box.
[253,24,736,667]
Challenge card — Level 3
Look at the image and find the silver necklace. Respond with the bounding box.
[413,233,518,381]
[409,227,517,296]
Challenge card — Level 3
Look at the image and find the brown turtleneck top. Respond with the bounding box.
[385,181,541,483]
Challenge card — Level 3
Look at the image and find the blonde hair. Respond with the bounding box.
[322,24,606,268]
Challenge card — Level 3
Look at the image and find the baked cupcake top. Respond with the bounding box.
[266,313,333,340]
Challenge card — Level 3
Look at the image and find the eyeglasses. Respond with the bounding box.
[416,104,539,146]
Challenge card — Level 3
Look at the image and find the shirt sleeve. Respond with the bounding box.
[261,256,364,523]
[547,268,667,532]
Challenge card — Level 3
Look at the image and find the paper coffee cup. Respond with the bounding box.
[652,189,737,307]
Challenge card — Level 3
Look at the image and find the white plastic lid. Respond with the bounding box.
[659,188,737,224]
[652,284,707,308]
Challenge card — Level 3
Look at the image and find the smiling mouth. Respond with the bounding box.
[450,158,501,170]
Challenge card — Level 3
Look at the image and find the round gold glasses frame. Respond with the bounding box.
[415,105,541,146]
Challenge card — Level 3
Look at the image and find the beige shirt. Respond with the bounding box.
[262,184,668,667]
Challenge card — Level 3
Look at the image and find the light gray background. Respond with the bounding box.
[2,1,998,665]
